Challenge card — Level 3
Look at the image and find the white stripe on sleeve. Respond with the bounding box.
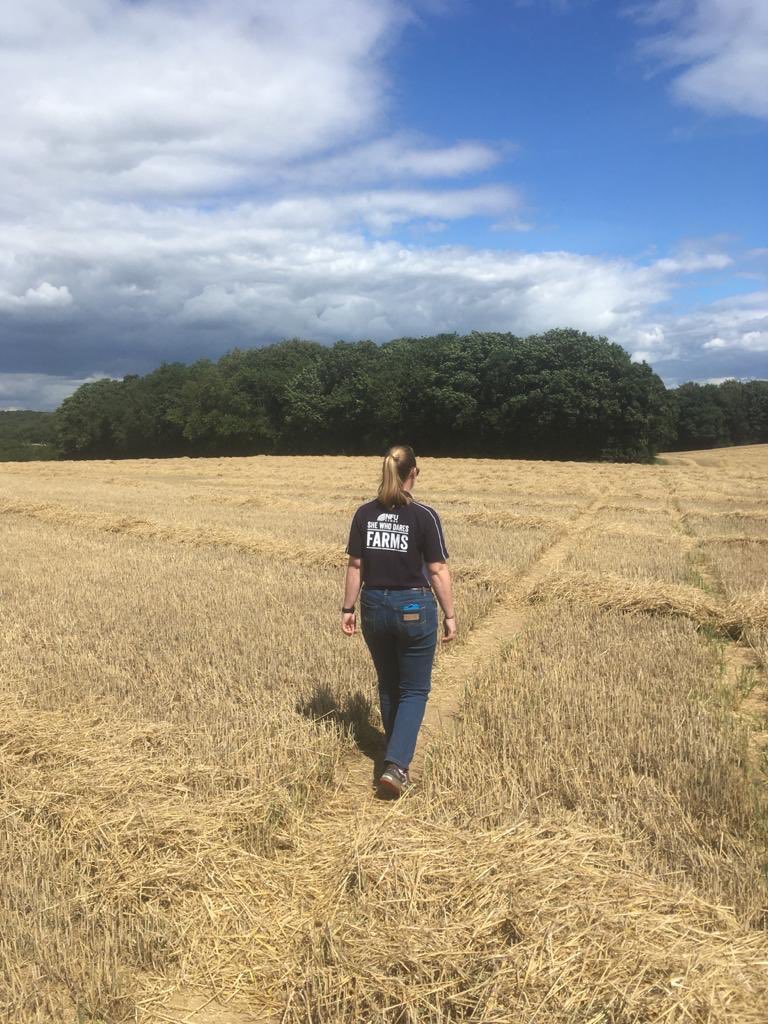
[414,502,447,560]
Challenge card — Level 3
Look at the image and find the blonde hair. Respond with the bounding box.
[377,445,417,508]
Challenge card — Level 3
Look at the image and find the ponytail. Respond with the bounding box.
[378,445,417,508]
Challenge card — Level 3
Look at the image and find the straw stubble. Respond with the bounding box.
[0,445,766,1023]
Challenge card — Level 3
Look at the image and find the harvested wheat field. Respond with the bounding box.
[1,444,767,1023]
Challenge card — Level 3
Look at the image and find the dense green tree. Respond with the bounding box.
[52,378,123,457]
[44,330,767,463]
[715,379,751,444]
[168,359,247,452]
[379,333,482,454]
[744,380,768,441]
[669,382,730,450]
[244,339,326,451]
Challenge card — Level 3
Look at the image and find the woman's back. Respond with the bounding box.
[345,496,449,589]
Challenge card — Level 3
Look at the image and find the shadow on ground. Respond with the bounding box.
[297,685,395,795]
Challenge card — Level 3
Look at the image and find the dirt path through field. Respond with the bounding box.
[668,484,768,775]
[407,490,611,779]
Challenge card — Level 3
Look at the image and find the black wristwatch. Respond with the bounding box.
[342,606,355,614]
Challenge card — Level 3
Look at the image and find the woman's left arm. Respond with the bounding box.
[341,556,362,635]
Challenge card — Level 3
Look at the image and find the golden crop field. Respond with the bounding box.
[1,445,767,1024]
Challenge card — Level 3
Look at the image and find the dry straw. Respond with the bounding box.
[0,447,767,1022]
[529,567,768,639]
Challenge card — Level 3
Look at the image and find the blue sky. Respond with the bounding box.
[0,0,766,410]
[394,2,766,258]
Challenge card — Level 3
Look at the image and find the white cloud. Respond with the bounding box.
[0,0,402,201]
[652,252,733,273]
[244,185,522,234]
[0,282,73,312]
[286,137,503,188]
[0,1,500,204]
[704,328,768,352]
[631,289,768,363]
[172,238,672,339]
[0,184,751,408]
[661,373,763,386]
[0,188,736,362]
[639,0,768,119]
[631,323,667,362]
[741,330,768,351]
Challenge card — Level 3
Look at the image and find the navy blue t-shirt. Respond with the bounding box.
[345,496,449,588]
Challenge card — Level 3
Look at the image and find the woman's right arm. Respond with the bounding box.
[341,556,362,636]
[426,560,457,643]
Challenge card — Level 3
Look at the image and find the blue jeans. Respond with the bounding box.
[359,586,438,771]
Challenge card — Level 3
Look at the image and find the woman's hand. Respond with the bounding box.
[441,615,457,643]
[341,611,357,636]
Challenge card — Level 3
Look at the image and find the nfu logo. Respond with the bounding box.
[377,512,399,522]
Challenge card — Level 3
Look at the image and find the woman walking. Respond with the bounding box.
[341,445,456,797]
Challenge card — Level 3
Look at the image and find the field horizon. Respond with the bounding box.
[1,443,767,1023]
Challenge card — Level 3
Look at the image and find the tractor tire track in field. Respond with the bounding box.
[668,485,768,788]
[0,497,344,567]
[408,490,612,780]
[667,492,723,596]
[0,498,500,589]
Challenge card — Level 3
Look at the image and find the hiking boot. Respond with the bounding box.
[378,762,412,797]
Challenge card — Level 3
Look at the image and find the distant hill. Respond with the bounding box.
[0,410,60,461]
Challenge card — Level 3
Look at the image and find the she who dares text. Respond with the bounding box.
[366,511,410,551]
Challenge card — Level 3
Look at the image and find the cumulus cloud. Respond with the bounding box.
[692,290,768,352]
[629,289,768,384]
[703,322,768,351]
[1,193,757,406]
[0,188,740,384]
[0,0,401,201]
[637,0,768,118]
[0,0,502,204]
[0,282,73,312]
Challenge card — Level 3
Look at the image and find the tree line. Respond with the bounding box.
[4,329,767,463]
